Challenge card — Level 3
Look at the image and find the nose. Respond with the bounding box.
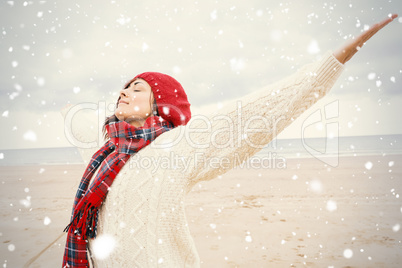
[119,88,128,98]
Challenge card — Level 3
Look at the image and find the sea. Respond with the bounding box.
[0,134,401,166]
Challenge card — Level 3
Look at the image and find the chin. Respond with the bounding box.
[114,111,125,121]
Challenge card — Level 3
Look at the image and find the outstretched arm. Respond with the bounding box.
[172,14,399,188]
[333,14,398,64]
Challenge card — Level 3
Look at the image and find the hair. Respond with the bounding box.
[102,84,158,141]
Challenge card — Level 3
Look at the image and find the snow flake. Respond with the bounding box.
[37,11,43,18]
[23,130,37,142]
[19,197,31,208]
[44,216,51,225]
[307,40,320,54]
[162,107,169,115]
[209,223,216,229]
[309,179,323,193]
[158,258,164,264]
[367,72,376,80]
[172,66,181,74]
[392,223,400,232]
[388,161,394,167]
[73,87,80,94]
[92,234,116,260]
[376,80,382,87]
[343,248,353,259]
[142,42,149,52]
[8,244,15,252]
[37,77,45,87]
[326,200,337,212]
[355,19,361,28]
[116,16,131,25]
[2,111,8,117]
[230,58,245,72]
[390,76,396,83]
[292,175,298,180]
[245,235,252,242]
[11,61,18,68]
[364,161,373,170]
[0,153,3,159]
[210,10,217,21]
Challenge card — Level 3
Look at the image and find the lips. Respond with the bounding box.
[119,100,129,105]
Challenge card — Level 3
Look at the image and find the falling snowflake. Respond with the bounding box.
[230,58,245,72]
[73,87,80,94]
[309,179,323,193]
[37,77,45,87]
[142,42,149,52]
[364,161,373,170]
[343,248,353,259]
[23,130,37,141]
[163,107,170,115]
[307,39,320,54]
[210,10,217,21]
[367,72,376,80]
[19,196,31,208]
[92,234,117,260]
[44,216,51,225]
[245,235,252,242]
[326,200,337,212]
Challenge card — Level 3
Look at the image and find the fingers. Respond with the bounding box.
[356,14,398,45]
[368,14,398,33]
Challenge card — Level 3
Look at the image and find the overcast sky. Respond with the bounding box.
[1,0,401,149]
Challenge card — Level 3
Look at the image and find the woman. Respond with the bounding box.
[62,14,398,267]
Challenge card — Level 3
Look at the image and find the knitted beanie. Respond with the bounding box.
[124,72,191,127]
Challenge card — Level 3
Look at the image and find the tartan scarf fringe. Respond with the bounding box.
[63,201,99,240]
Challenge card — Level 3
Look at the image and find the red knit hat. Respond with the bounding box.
[124,72,191,127]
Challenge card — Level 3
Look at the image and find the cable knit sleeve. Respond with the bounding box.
[60,104,102,164]
[161,51,344,189]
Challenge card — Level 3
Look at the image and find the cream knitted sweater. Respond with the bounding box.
[62,51,344,267]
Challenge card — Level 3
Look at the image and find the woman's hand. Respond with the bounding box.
[333,14,398,64]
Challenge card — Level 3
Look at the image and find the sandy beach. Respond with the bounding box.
[1,154,401,267]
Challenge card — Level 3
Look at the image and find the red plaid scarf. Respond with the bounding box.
[62,117,173,267]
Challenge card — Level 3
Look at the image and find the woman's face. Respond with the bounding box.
[114,78,154,127]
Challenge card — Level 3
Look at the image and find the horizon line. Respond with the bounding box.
[1,133,401,151]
